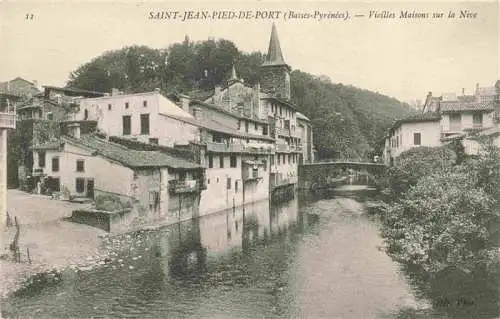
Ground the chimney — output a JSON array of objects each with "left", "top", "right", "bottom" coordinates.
[
  {"left": 214, "top": 86, "right": 222, "bottom": 99},
  {"left": 68, "top": 123, "right": 81, "bottom": 139},
  {"left": 192, "top": 106, "right": 203, "bottom": 120},
  {"left": 178, "top": 94, "right": 190, "bottom": 112},
  {"left": 111, "top": 88, "right": 120, "bottom": 96},
  {"left": 462, "top": 88, "right": 465, "bottom": 95}
]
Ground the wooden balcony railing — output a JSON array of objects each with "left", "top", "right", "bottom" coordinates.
[
  {"left": 0, "top": 112, "right": 16, "bottom": 129},
  {"left": 276, "top": 127, "right": 290, "bottom": 136},
  {"left": 206, "top": 142, "right": 244, "bottom": 153},
  {"left": 276, "top": 143, "right": 290, "bottom": 152},
  {"left": 168, "top": 180, "right": 200, "bottom": 194}
]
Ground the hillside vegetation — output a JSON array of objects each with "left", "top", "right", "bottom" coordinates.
[{"left": 66, "top": 39, "right": 415, "bottom": 160}]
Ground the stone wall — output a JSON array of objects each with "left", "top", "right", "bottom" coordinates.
[{"left": 259, "top": 66, "right": 290, "bottom": 100}]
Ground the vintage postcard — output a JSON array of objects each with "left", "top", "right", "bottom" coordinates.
[{"left": 0, "top": 1, "right": 499, "bottom": 318}]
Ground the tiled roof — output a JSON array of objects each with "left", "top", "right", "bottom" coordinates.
[
  {"left": 43, "top": 86, "right": 105, "bottom": 97},
  {"left": 33, "top": 140, "right": 62, "bottom": 150},
  {"left": 457, "top": 95, "right": 476, "bottom": 103},
  {"left": 476, "top": 87, "right": 497, "bottom": 96},
  {"left": 296, "top": 112, "right": 310, "bottom": 121},
  {"left": 440, "top": 101, "right": 495, "bottom": 113},
  {"left": 162, "top": 113, "right": 275, "bottom": 142},
  {"left": 260, "top": 96, "right": 296, "bottom": 109},
  {"left": 191, "top": 99, "right": 269, "bottom": 124},
  {"left": 38, "top": 134, "right": 202, "bottom": 169},
  {"left": 390, "top": 112, "right": 441, "bottom": 132}
]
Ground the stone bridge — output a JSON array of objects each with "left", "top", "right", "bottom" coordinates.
[{"left": 298, "top": 161, "right": 386, "bottom": 190}]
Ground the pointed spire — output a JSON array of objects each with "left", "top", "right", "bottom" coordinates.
[
  {"left": 265, "top": 23, "right": 286, "bottom": 65},
  {"left": 229, "top": 64, "right": 238, "bottom": 81}
]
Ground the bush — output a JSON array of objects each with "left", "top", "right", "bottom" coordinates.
[
  {"left": 386, "top": 146, "right": 456, "bottom": 197},
  {"left": 381, "top": 170, "right": 498, "bottom": 274}
]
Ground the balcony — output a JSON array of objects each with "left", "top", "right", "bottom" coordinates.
[
  {"left": 168, "top": 180, "right": 200, "bottom": 194},
  {"left": 0, "top": 112, "right": 16, "bottom": 129},
  {"left": 276, "top": 143, "right": 290, "bottom": 152},
  {"left": 206, "top": 142, "right": 244, "bottom": 153},
  {"left": 276, "top": 127, "right": 290, "bottom": 136},
  {"left": 243, "top": 168, "right": 262, "bottom": 181},
  {"left": 242, "top": 144, "right": 274, "bottom": 154}
]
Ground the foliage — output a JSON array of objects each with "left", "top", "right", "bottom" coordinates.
[
  {"left": 290, "top": 71, "right": 415, "bottom": 160},
  {"left": 66, "top": 40, "right": 414, "bottom": 160},
  {"left": 94, "top": 194, "right": 132, "bottom": 212},
  {"left": 381, "top": 170, "right": 497, "bottom": 274},
  {"left": 386, "top": 146, "right": 457, "bottom": 197},
  {"left": 381, "top": 139, "right": 500, "bottom": 278}
]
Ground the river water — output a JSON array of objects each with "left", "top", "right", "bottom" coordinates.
[{"left": 2, "top": 186, "right": 494, "bottom": 318}]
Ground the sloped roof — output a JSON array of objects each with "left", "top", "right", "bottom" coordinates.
[
  {"left": 260, "top": 96, "right": 296, "bottom": 109},
  {"left": 440, "top": 101, "right": 495, "bottom": 113},
  {"left": 296, "top": 112, "right": 310, "bottom": 121},
  {"left": 36, "top": 134, "right": 202, "bottom": 169},
  {"left": 457, "top": 95, "right": 476, "bottom": 103},
  {"left": 390, "top": 112, "right": 441, "bottom": 133},
  {"left": 43, "top": 86, "right": 105, "bottom": 97},
  {"left": 162, "top": 112, "right": 275, "bottom": 142},
  {"left": 33, "top": 140, "right": 61, "bottom": 151},
  {"left": 157, "top": 94, "right": 194, "bottom": 119},
  {"left": 190, "top": 99, "right": 268, "bottom": 124},
  {"left": 476, "top": 86, "right": 497, "bottom": 96}
]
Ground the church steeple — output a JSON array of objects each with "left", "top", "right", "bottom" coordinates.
[
  {"left": 259, "top": 23, "right": 291, "bottom": 100},
  {"left": 229, "top": 64, "right": 238, "bottom": 81},
  {"left": 263, "top": 23, "right": 287, "bottom": 66}
]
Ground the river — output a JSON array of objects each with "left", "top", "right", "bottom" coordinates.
[{"left": 0, "top": 187, "right": 455, "bottom": 318}]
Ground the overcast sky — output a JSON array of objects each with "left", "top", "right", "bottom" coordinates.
[{"left": 0, "top": 1, "right": 498, "bottom": 103}]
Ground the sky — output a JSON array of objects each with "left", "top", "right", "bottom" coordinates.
[{"left": 0, "top": 1, "right": 498, "bottom": 103}]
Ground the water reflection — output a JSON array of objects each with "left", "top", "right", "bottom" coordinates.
[{"left": 7, "top": 189, "right": 490, "bottom": 318}]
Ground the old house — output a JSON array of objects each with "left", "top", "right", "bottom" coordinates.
[
  {"left": 383, "top": 80, "right": 500, "bottom": 164},
  {"left": 33, "top": 128, "right": 204, "bottom": 224}
]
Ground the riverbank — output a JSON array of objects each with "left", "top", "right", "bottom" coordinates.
[{"left": 0, "top": 190, "right": 110, "bottom": 298}]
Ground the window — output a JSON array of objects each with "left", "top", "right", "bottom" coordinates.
[
  {"left": 227, "top": 177, "right": 232, "bottom": 190},
  {"left": 122, "top": 115, "right": 131, "bottom": 135},
  {"left": 270, "top": 155, "right": 275, "bottom": 166},
  {"left": 76, "top": 178, "right": 85, "bottom": 193},
  {"left": 237, "top": 120, "right": 241, "bottom": 130},
  {"left": 263, "top": 125, "right": 268, "bottom": 135},
  {"left": 254, "top": 123, "right": 258, "bottom": 130},
  {"left": 51, "top": 157, "right": 59, "bottom": 172},
  {"left": 219, "top": 155, "right": 224, "bottom": 168},
  {"left": 288, "top": 154, "right": 291, "bottom": 164},
  {"left": 245, "top": 121, "right": 249, "bottom": 133},
  {"left": 143, "top": 100, "right": 147, "bottom": 107},
  {"left": 140, "top": 113, "right": 150, "bottom": 135},
  {"left": 449, "top": 113, "right": 462, "bottom": 131},
  {"left": 84, "top": 109, "right": 89, "bottom": 120},
  {"left": 208, "top": 155, "right": 213, "bottom": 168},
  {"left": 413, "top": 133, "right": 421, "bottom": 146},
  {"left": 46, "top": 113, "right": 53, "bottom": 120},
  {"left": 235, "top": 180, "right": 239, "bottom": 193},
  {"left": 108, "top": 104, "right": 112, "bottom": 110},
  {"left": 76, "top": 159, "right": 85, "bottom": 172},
  {"left": 38, "top": 152, "right": 46, "bottom": 167},
  {"left": 278, "top": 154, "right": 281, "bottom": 165},
  {"left": 230, "top": 155, "right": 237, "bottom": 168},
  {"left": 473, "top": 113, "right": 483, "bottom": 127},
  {"left": 263, "top": 160, "right": 267, "bottom": 171},
  {"left": 125, "top": 102, "right": 129, "bottom": 109}
]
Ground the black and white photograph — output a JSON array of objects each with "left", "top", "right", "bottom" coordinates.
[{"left": 0, "top": 1, "right": 499, "bottom": 318}]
